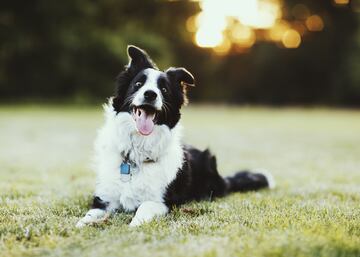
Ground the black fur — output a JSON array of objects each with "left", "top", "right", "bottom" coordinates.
[
  {"left": 112, "top": 45, "right": 193, "bottom": 129},
  {"left": 164, "top": 146, "right": 271, "bottom": 207},
  {"left": 91, "top": 196, "right": 109, "bottom": 210},
  {"left": 112, "top": 46, "right": 157, "bottom": 114},
  {"left": 225, "top": 171, "right": 270, "bottom": 193}
]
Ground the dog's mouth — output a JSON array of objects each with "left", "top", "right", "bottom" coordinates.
[{"left": 131, "top": 104, "right": 159, "bottom": 136}]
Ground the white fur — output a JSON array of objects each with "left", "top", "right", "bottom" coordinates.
[
  {"left": 132, "top": 69, "right": 163, "bottom": 110},
  {"left": 76, "top": 209, "right": 107, "bottom": 228},
  {"left": 77, "top": 98, "right": 184, "bottom": 227},
  {"left": 129, "top": 201, "right": 168, "bottom": 227}
]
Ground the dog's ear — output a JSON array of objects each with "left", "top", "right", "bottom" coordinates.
[
  {"left": 113, "top": 46, "right": 158, "bottom": 113},
  {"left": 166, "top": 67, "right": 195, "bottom": 87},
  {"left": 127, "top": 45, "right": 157, "bottom": 71},
  {"left": 166, "top": 67, "right": 195, "bottom": 106}
]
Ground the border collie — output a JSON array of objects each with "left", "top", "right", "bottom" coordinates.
[{"left": 76, "top": 45, "right": 275, "bottom": 228}]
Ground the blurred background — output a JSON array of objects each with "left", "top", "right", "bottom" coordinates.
[
  {"left": 1, "top": 0, "right": 359, "bottom": 106},
  {"left": 1, "top": 2, "right": 360, "bottom": 254}
]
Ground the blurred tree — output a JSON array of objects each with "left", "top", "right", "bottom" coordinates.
[
  {"left": 0, "top": 0, "right": 359, "bottom": 106},
  {"left": 192, "top": 0, "right": 360, "bottom": 106},
  {"left": 0, "top": 0, "right": 183, "bottom": 102}
]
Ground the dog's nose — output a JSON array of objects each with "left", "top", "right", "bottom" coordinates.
[{"left": 144, "top": 90, "right": 157, "bottom": 101}]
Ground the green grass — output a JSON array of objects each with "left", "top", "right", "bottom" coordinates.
[{"left": 0, "top": 105, "right": 360, "bottom": 257}]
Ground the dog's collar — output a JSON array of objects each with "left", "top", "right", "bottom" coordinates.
[
  {"left": 119, "top": 152, "right": 155, "bottom": 182},
  {"left": 121, "top": 151, "right": 156, "bottom": 164}
]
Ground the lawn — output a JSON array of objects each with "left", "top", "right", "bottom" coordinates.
[{"left": 0, "top": 105, "right": 359, "bottom": 257}]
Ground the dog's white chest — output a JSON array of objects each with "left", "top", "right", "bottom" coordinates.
[
  {"left": 117, "top": 163, "right": 170, "bottom": 211},
  {"left": 93, "top": 108, "right": 184, "bottom": 212}
]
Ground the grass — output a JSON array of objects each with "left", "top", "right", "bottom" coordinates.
[{"left": 0, "top": 105, "right": 359, "bottom": 257}]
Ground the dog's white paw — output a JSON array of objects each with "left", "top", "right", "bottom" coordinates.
[
  {"left": 129, "top": 201, "right": 168, "bottom": 227},
  {"left": 129, "top": 217, "right": 143, "bottom": 227},
  {"left": 75, "top": 209, "right": 107, "bottom": 228},
  {"left": 76, "top": 219, "right": 87, "bottom": 228}
]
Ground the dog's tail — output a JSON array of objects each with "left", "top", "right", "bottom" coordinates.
[
  {"left": 223, "top": 169, "right": 276, "bottom": 194},
  {"left": 185, "top": 147, "right": 275, "bottom": 199}
]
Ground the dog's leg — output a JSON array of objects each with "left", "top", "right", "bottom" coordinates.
[
  {"left": 129, "top": 201, "right": 168, "bottom": 227},
  {"left": 76, "top": 196, "right": 116, "bottom": 228},
  {"left": 76, "top": 209, "right": 108, "bottom": 228}
]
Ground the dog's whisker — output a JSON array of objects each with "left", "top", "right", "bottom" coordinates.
[{"left": 120, "top": 95, "right": 134, "bottom": 110}]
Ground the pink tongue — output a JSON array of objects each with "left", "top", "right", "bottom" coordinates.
[{"left": 134, "top": 108, "right": 154, "bottom": 136}]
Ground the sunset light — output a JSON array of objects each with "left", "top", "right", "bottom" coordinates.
[
  {"left": 282, "top": 29, "right": 301, "bottom": 48},
  {"left": 334, "top": 0, "right": 349, "bottom": 5},
  {"left": 188, "top": 0, "right": 329, "bottom": 54}
]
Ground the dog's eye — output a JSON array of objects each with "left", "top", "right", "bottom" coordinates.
[
  {"left": 135, "top": 82, "right": 142, "bottom": 88},
  {"left": 161, "top": 87, "right": 167, "bottom": 94}
]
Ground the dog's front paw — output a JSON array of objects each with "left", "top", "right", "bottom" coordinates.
[
  {"left": 76, "top": 218, "right": 87, "bottom": 228},
  {"left": 75, "top": 209, "right": 107, "bottom": 228},
  {"left": 129, "top": 201, "right": 168, "bottom": 227},
  {"left": 129, "top": 217, "right": 144, "bottom": 227}
]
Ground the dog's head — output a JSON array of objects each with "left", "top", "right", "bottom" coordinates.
[{"left": 112, "top": 45, "right": 195, "bottom": 136}]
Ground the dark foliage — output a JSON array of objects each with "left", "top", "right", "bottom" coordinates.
[{"left": 0, "top": 0, "right": 359, "bottom": 106}]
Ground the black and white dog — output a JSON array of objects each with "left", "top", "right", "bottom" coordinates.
[{"left": 76, "top": 45, "right": 275, "bottom": 228}]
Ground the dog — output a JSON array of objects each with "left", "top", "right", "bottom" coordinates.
[{"left": 76, "top": 45, "right": 275, "bottom": 228}]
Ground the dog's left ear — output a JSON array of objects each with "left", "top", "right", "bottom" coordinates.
[
  {"left": 127, "top": 45, "right": 157, "bottom": 70},
  {"left": 166, "top": 67, "right": 195, "bottom": 87}
]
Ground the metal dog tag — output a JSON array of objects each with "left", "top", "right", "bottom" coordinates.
[{"left": 120, "top": 162, "right": 131, "bottom": 182}]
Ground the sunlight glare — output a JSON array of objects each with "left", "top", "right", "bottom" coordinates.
[
  {"left": 195, "top": 28, "right": 224, "bottom": 48},
  {"left": 306, "top": 15, "right": 324, "bottom": 32},
  {"left": 267, "top": 20, "right": 290, "bottom": 42},
  {"left": 190, "top": 0, "right": 321, "bottom": 53},
  {"left": 334, "top": 0, "right": 349, "bottom": 5},
  {"left": 214, "top": 38, "right": 232, "bottom": 55},
  {"left": 282, "top": 29, "right": 301, "bottom": 48},
  {"left": 231, "top": 25, "right": 256, "bottom": 48},
  {"left": 194, "top": 0, "right": 281, "bottom": 49}
]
